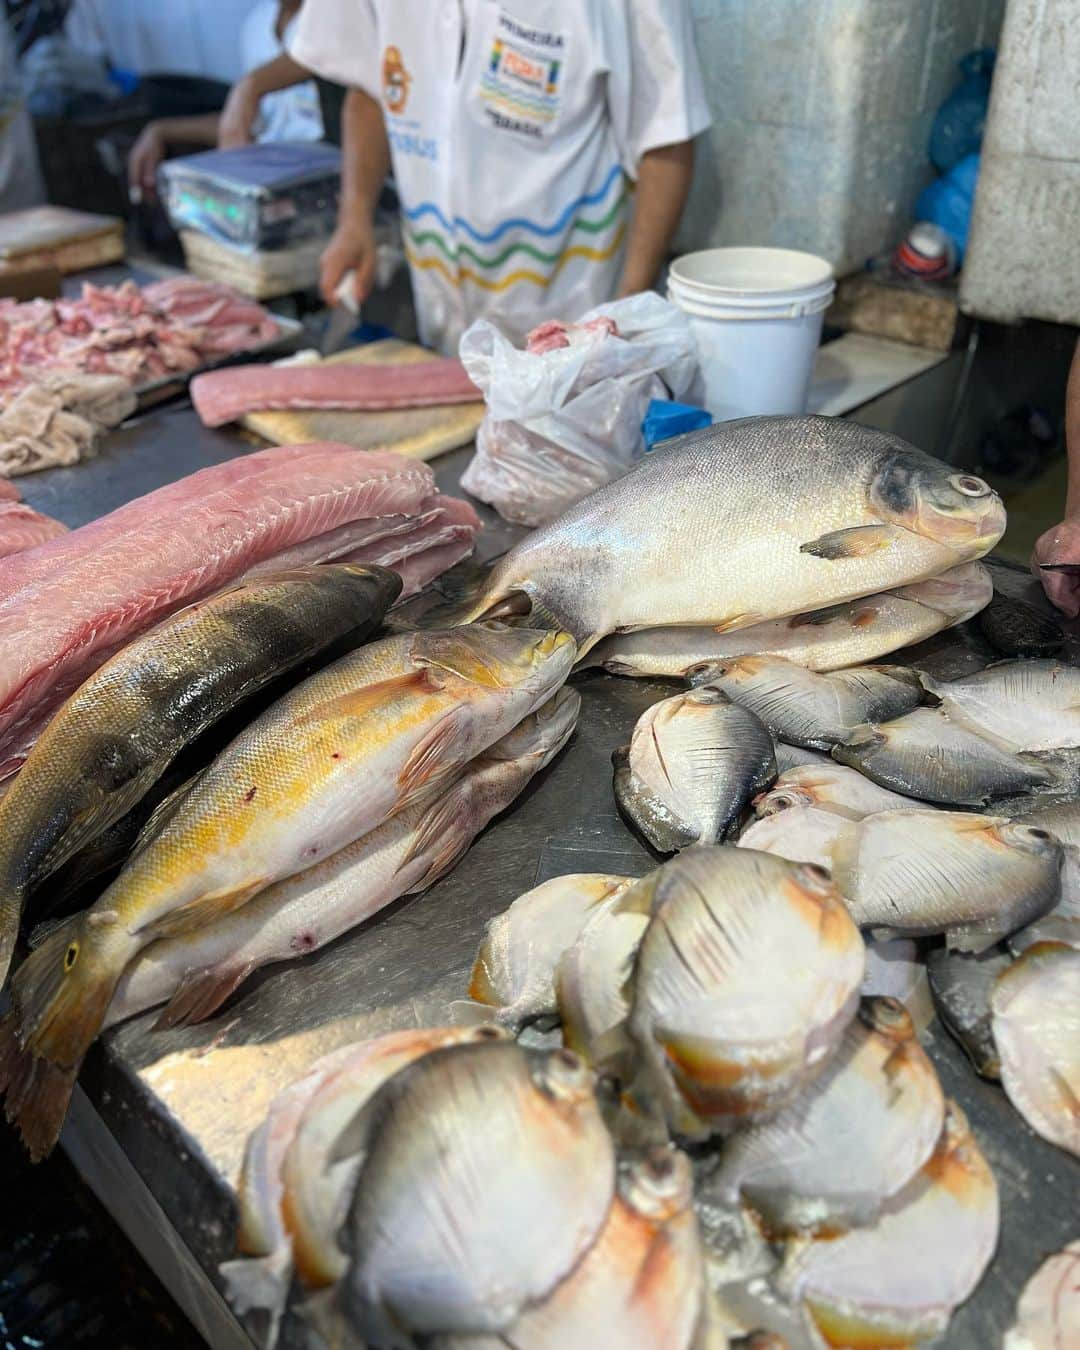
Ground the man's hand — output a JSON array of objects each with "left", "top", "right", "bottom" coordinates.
[
  {"left": 319, "top": 218, "right": 378, "bottom": 307},
  {"left": 1032, "top": 516, "right": 1080, "bottom": 618},
  {"left": 127, "top": 123, "right": 165, "bottom": 201},
  {"left": 218, "top": 77, "right": 259, "bottom": 149}
]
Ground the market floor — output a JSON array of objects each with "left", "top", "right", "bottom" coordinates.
[{"left": 0, "top": 1128, "right": 201, "bottom": 1349}]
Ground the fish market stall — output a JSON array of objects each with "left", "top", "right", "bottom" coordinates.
[{"left": 5, "top": 367, "right": 1079, "bottom": 1348}]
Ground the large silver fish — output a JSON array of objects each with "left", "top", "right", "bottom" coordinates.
[
  {"left": 753, "top": 761, "right": 918, "bottom": 821},
  {"left": 991, "top": 943, "right": 1080, "bottom": 1157},
  {"left": 451, "top": 416, "right": 1005, "bottom": 655},
  {"left": 833, "top": 706, "right": 1056, "bottom": 805},
  {"left": 922, "top": 658, "right": 1080, "bottom": 752},
  {"left": 711, "top": 998, "right": 944, "bottom": 1235},
  {"left": 624, "top": 847, "right": 864, "bottom": 1137},
  {"left": 614, "top": 686, "right": 776, "bottom": 850},
  {"left": 781, "top": 1102, "right": 999, "bottom": 1348},
  {"left": 696, "top": 657, "right": 922, "bottom": 750},
  {"left": 341, "top": 1040, "right": 615, "bottom": 1342},
  {"left": 582, "top": 563, "right": 992, "bottom": 678},
  {"left": 833, "top": 809, "right": 1062, "bottom": 951}
]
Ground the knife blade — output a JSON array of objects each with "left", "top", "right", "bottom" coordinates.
[{"left": 320, "top": 269, "right": 360, "bottom": 356}]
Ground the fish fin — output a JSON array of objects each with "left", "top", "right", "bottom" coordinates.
[
  {"left": 303, "top": 668, "right": 443, "bottom": 727},
  {"left": 0, "top": 1016, "right": 78, "bottom": 1163},
  {"left": 396, "top": 709, "right": 468, "bottom": 799},
  {"left": 143, "top": 878, "right": 269, "bottom": 943},
  {"left": 296, "top": 1286, "right": 351, "bottom": 1350},
  {"left": 398, "top": 786, "right": 477, "bottom": 893},
  {"left": 711, "top": 612, "right": 762, "bottom": 634},
  {"left": 219, "top": 1247, "right": 294, "bottom": 1350},
  {"left": 448, "top": 998, "right": 500, "bottom": 1028},
  {"left": 800, "top": 524, "right": 900, "bottom": 560},
  {"left": 152, "top": 960, "right": 256, "bottom": 1031}
]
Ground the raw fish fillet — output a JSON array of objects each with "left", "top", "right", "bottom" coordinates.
[
  {"left": 0, "top": 480, "right": 21, "bottom": 501},
  {"left": 191, "top": 358, "right": 481, "bottom": 428},
  {"left": 0, "top": 443, "right": 479, "bottom": 779},
  {"left": 0, "top": 502, "right": 66, "bottom": 557}
]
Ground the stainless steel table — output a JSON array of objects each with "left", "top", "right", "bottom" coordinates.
[{"left": 15, "top": 396, "right": 1080, "bottom": 1350}]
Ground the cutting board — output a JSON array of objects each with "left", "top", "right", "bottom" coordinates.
[
  {"left": 0, "top": 206, "right": 124, "bottom": 276},
  {"left": 240, "top": 340, "right": 485, "bottom": 461}
]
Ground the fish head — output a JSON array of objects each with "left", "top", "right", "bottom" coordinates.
[
  {"left": 896, "top": 562, "right": 994, "bottom": 621},
  {"left": 482, "top": 687, "right": 581, "bottom": 767},
  {"left": 859, "top": 994, "right": 915, "bottom": 1043},
  {"left": 413, "top": 624, "right": 577, "bottom": 696},
  {"left": 995, "top": 819, "right": 1064, "bottom": 864},
  {"left": 619, "top": 1145, "right": 694, "bottom": 1222},
  {"left": 868, "top": 452, "right": 1005, "bottom": 557},
  {"left": 754, "top": 784, "right": 816, "bottom": 817},
  {"left": 528, "top": 1046, "right": 596, "bottom": 1106},
  {"left": 687, "top": 655, "right": 764, "bottom": 691}
]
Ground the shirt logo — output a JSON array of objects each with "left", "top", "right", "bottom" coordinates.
[{"left": 382, "top": 46, "right": 412, "bottom": 115}]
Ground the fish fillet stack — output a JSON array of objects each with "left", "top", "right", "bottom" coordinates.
[
  {"left": 0, "top": 622, "right": 578, "bottom": 1160},
  {"left": 453, "top": 849, "right": 1001, "bottom": 1349}
]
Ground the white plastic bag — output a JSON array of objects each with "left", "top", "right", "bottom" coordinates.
[{"left": 459, "top": 292, "right": 702, "bottom": 526}]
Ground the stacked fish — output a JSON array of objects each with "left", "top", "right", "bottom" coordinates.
[
  {"left": 451, "top": 848, "right": 997, "bottom": 1348},
  {"left": 0, "top": 615, "right": 576, "bottom": 1160}
]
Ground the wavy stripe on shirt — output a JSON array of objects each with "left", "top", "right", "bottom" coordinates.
[
  {"left": 404, "top": 224, "right": 627, "bottom": 293},
  {"left": 404, "top": 188, "right": 629, "bottom": 270},
  {"left": 401, "top": 162, "right": 624, "bottom": 243}
]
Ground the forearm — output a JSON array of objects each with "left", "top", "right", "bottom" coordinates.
[
  {"left": 240, "top": 52, "right": 310, "bottom": 100},
  {"left": 618, "top": 141, "right": 695, "bottom": 296},
  {"left": 1064, "top": 341, "right": 1080, "bottom": 518},
  {"left": 339, "top": 86, "right": 390, "bottom": 224},
  {"left": 151, "top": 113, "right": 221, "bottom": 148}
]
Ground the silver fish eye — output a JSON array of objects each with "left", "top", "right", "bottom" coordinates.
[
  {"left": 1027, "top": 827, "right": 1051, "bottom": 841},
  {"left": 949, "top": 473, "right": 991, "bottom": 498}
]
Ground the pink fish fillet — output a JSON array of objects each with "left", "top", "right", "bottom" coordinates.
[
  {"left": 190, "top": 358, "right": 482, "bottom": 428},
  {"left": 0, "top": 481, "right": 21, "bottom": 502},
  {"left": 0, "top": 443, "right": 479, "bottom": 779},
  {"left": 0, "top": 503, "right": 65, "bottom": 558}
]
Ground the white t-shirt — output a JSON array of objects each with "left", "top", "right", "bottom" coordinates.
[
  {"left": 242, "top": 2, "right": 323, "bottom": 144},
  {"left": 292, "top": 0, "right": 710, "bottom": 353}
]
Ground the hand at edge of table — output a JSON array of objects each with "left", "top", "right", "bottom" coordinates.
[{"left": 1032, "top": 515, "right": 1080, "bottom": 618}]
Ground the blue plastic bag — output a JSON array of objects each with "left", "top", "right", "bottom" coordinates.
[
  {"left": 642, "top": 399, "right": 712, "bottom": 451},
  {"left": 916, "top": 153, "right": 980, "bottom": 261},
  {"left": 929, "top": 50, "right": 995, "bottom": 174}
]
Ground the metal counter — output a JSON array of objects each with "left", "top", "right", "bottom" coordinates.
[{"left": 15, "top": 398, "right": 1080, "bottom": 1350}]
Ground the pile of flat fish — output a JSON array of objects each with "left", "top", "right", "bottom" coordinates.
[
  {"left": 448, "top": 847, "right": 999, "bottom": 1348},
  {"left": 0, "top": 620, "right": 577, "bottom": 1160},
  {"left": 438, "top": 415, "right": 1004, "bottom": 657},
  {"left": 225, "top": 1031, "right": 719, "bottom": 1350}
]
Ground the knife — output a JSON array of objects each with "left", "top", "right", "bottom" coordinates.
[{"left": 320, "top": 269, "right": 360, "bottom": 356}]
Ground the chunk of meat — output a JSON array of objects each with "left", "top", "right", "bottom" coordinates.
[
  {"left": 190, "top": 358, "right": 481, "bottom": 428},
  {"left": 0, "top": 502, "right": 67, "bottom": 557}
]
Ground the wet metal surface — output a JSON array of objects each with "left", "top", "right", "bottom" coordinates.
[{"left": 15, "top": 406, "right": 1080, "bottom": 1349}]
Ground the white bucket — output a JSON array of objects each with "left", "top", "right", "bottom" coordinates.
[{"left": 667, "top": 247, "right": 835, "bottom": 420}]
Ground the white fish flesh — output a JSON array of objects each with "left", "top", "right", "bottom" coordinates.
[
  {"left": 455, "top": 415, "right": 1005, "bottom": 655},
  {"left": 625, "top": 847, "right": 864, "bottom": 1137},
  {"left": 614, "top": 686, "right": 776, "bottom": 849},
  {"left": 784, "top": 1101, "right": 999, "bottom": 1348},
  {"left": 466, "top": 871, "right": 632, "bottom": 1029},
  {"left": 833, "top": 706, "right": 1056, "bottom": 806},
  {"left": 696, "top": 656, "right": 922, "bottom": 750},
  {"left": 991, "top": 943, "right": 1080, "bottom": 1157},
  {"left": 712, "top": 997, "right": 944, "bottom": 1235},
  {"left": 582, "top": 562, "right": 992, "bottom": 678},
  {"left": 832, "top": 810, "right": 1063, "bottom": 952},
  {"left": 922, "top": 659, "right": 1080, "bottom": 752}
]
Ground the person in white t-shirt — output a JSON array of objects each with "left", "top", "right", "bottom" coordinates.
[
  {"left": 291, "top": 0, "right": 711, "bottom": 354},
  {"left": 127, "top": 0, "right": 323, "bottom": 202}
]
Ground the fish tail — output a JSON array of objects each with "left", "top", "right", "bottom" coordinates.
[
  {"left": 152, "top": 959, "right": 254, "bottom": 1032},
  {"left": 220, "top": 1247, "right": 294, "bottom": 1350},
  {"left": 1, "top": 917, "right": 120, "bottom": 1155},
  {"left": 386, "top": 558, "right": 504, "bottom": 632},
  {"left": 0, "top": 1013, "right": 78, "bottom": 1162}
]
